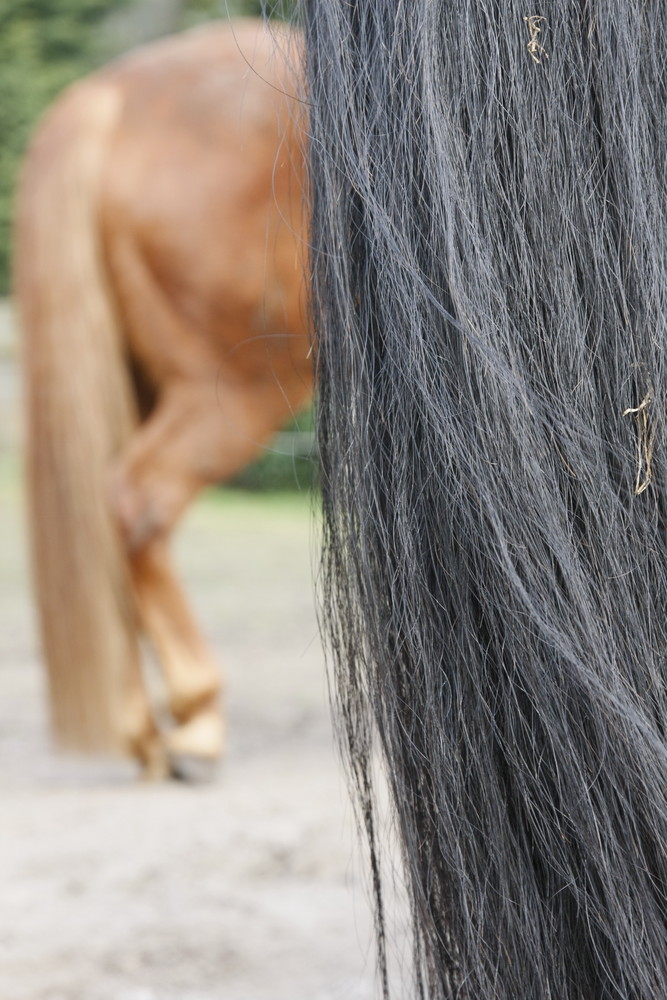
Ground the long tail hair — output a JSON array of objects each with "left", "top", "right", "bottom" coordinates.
[
  {"left": 14, "top": 80, "right": 139, "bottom": 752},
  {"left": 305, "top": 3, "right": 667, "bottom": 997}
]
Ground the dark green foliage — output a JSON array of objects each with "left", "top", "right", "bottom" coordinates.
[
  {"left": 181, "top": 0, "right": 264, "bottom": 25},
  {"left": 230, "top": 409, "right": 316, "bottom": 492},
  {"left": 181, "top": 0, "right": 296, "bottom": 26}
]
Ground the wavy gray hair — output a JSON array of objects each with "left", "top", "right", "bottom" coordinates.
[{"left": 303, "top": 3, "right": 667, "bottom": 997}]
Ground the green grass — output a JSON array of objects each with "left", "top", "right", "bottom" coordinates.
[
  {"left": 192, "top": 482, "right": 320, "bottom": 541},
  {"left": 0, "top": 451, "right": 21, "bottom": 498}
]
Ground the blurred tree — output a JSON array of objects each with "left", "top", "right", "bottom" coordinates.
[
  {"left": 181, "top": 1, "right": 297, "bottom": 27},
  {"left": 182, "top": 0, "right": 263, "bottom": 24}
]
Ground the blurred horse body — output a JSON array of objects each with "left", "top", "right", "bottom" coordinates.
[{"left": 15, "top": 20, "right": 308, "bottom": 777}]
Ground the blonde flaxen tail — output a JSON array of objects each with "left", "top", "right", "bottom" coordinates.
[{"left": 14, "top": 80, "right": 141, "bottom": 753}]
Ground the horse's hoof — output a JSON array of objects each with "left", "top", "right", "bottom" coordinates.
[
  {"left": 168, "top": 752, "right": 219, "bottom": 784},
  {"left": 165, "top": 709, "right": 223, "bottom": 782}
]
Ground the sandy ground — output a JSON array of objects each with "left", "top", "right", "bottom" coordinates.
[{"left": 0, "top": 333, "right": 378, "bottom": 999}]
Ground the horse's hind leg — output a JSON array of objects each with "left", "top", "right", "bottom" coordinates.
[
  {"left": 109, "top": 375, "right": 278, "bottom": 777},
  {"left": 130, "top": 539, "right": 223, "bottom": 780}
]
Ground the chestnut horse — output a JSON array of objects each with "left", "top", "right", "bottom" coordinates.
[{"left": 14, "top": 20, "right": 309, "bottom": 778}]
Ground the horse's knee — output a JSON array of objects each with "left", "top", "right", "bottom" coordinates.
[{"left": 108, "top": 464, "right": 171, "bottom": 553}]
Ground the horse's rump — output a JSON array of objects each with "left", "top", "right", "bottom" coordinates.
[{"left": 97, "top": 21, "right": 307, "bottom": 389}]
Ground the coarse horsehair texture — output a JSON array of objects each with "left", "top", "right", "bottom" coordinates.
[{"left": 302, "top": 1, "right": 667, "bottom": 998}]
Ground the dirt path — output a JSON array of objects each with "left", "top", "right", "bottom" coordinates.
[{"left": 0, "top": 447, "right": 377, "bottom": 1000}]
